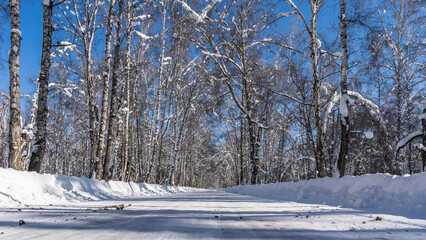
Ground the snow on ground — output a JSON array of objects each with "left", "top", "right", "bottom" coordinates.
[
  {"left": 226, "top": 172, "right": 426, "bottom": 215},
  {"left": 0, "top": 168, "right": 195, "bottom": 208},
  {"left": 1, "top": 168, "right": 426, "bottom": 239}
]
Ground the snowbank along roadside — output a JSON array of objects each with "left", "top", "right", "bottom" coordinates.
[
  {"left": 226, "top": 172, "right": 426, "bottom": 214},
  {"left": 0, "top": 168, "right": 196, "bottom": 207}
]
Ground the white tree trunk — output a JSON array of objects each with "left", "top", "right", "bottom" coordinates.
[
  {"left": 96, "top": 0, "right": 116, "bottom": 179},
  {"left": 104, "top": 0, "right": 124, "bottom": 181},
  {"left": 8, "top": 0, "right": 22, "bottom": 171},
  {"left": 120, "top": 0, "right": 132, "bottom": 182}
]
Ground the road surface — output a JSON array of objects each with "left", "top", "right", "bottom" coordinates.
[{"left": 1, "top": 190, "right": 425, "bottom": 239}]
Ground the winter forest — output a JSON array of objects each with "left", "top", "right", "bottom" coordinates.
[{"left": 0, "top": 0, "right": 424, "bottom": 189}]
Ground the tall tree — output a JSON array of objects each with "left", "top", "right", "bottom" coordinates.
[
  {"left": 28, "top": 0, "right": 54, "bottom": 172},
  {"left": 337, "top": 0, "right": 349, "bottom": 177},
  {"left": 423, "top": 106, "right": 426, "bottom": 171},
  {"left": 8, "top": 0, "right": 22, "bottom": 170},
  {"left": 103, "top": 0, "right": 124, "bottom": 181},
  {"left": 178, "top": 0, "right": 273, "bottom": 184},
  {"left": 144, "top": 0, "right": 168, "bottom": 184},
  {"left": 370, "top": 0, "right": 424, "bottom": 174},
  {"left": 59, "top": 0, "right": 101, "bottom": 177},
  {"left": 284, "top": 0, "right": 327, "bottom": 177},
  {"left": 95, "top": 0, "right": 116, "bottom": 179},
  {"left": 120, "top": 0, "right": 133, "bottom": 182}
]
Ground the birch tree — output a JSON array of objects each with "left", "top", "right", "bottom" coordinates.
[
  {"left": 397, "top": 102, "right": 426, "bottom": 171},
  {"left": 120, "top": 0, "right": 133, "bottom": 182},
  {"left": 179, "top": 0, "right": 290, "bottom": 184},
  {"left": 59, "top": 0, "right": 101, "bottom": 177},
  {"left": 95, "top": 0, "right": 116, "bottom": 179},
  {"left": 103, "top": 0, "right": 124, "bottom": 181},
  {"left": 367, "top": 0, "right": 425, "bottom": 173},
  {"left": 144, "top": 0, "right": 170, "bottom": 183},
  {"left": 0, "top": 93, "right": 9, "bottom": 167},
  {"left": 373, "top": 0, "right": 424, "bottom": 140},
  {"left": 423, "top": 106, "right": 426, "bottom": 171},
  {"left": 28, "top": 0, "right": 55, "bottom": 172},
  {"left": 8, "top": 0, "right": 22, "bottom": 170},
  {"left": 283, "top": 0, "right": 326, "bottom": 177},
  {"left": 337, "top": 0, "right": 349, "bottom": 177}
]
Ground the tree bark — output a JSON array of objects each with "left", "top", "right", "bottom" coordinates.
[
  {"left": 422, "top": 107, "right": 426, "bottom": 171},
  {"left": 95, "top": 0, "right": 116, "bottom": 179},
  {"left": 29, "top": 0, "right": 53, "bottom": 172},
  {"left": 310, "top": 2, "right": 326, "bottom": 178},
  {"left": 284, "top": 0, "right": 326, "bottom": 178},
  {"left": 240, "top": 119, "right": 244, "bottom": 184},
  {"left": 103, "top": 0, "right": 123, "bottom": 181},
  {"left": 167, "top": 89, "right": 193, "bottom": 185},
  {"left": 248, "top": 118, "right": 260, "bottom": 184},
  {"left": 145, "top": 35, "right": 165, "bottom": 183},
  {"left": 81, "top": 0, "right": 100, "bottom": 178},
  {"left": 87, "top": 52, "right": 97, "bottom": 178},
  {"left": 152, "top": 2, "right": 169, "bottom": 184},
  {"left": 8, "top": 0, "right": 22, "bottom": 171},
  {"left": 120, "top": 0, "right": 132, "bottom": 182},
  {"left": 337, "top": 0, "right": 349, "bottom": 177}
]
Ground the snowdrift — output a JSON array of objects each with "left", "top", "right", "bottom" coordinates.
[
  {"left": 0, "top": 168, "right": 195, "bottom": 207},
  {"left": 227, "top": 173, "right": 426, "bottom": 213}
]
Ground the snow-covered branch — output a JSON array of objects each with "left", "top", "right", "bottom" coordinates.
[
  {"left": 396, "top": 130, "right": 423, "bottom": 152},
  {"left": 348, "top": 91, "right": 387, "bottom": 133}
]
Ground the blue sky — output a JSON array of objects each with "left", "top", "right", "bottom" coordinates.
[
  {"left": 0, "top": 0, "right": 339, "bottom": 95},
  {"left": 0, "top": 1, "right": 42, "bottom": 95}
]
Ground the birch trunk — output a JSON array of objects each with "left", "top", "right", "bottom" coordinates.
[
  {"left": 146, "top": 1, "right": 168, "bottom": 183},
  {"left": 155, "top": 89, "right": 172, "bottom": 183},
  {"left": 337, "top": 0, "right": 349, "bottom": 177},
  {"left": 167, "top": 90, "right": 193, "bottom": 185},
  {"left": 81, "top": 0, "right": 100, "bottom": 178},
  {"left": 283, "top": 0, "right": 326, "bottom": 178},
  {"left": 29, "top": 0, "right": 53, "bottom": 172},
  {"left": 95, "top": 0, "right": 116, "bottom": 179},
  {"left": 422, "top": 106, "right": 426, "bottom": 171},
  {"left": 310, "top": 2, "right": 326, "bottom": 178},
  {"left": 145, "top": 80, "right": 161, "bottom": 183},
  {"left": 120, "top": 0, "right": 132, "bottom": 182},
  {"left": 128, "top": 79, "right": 138, "bottom": 182},
  {"left": 240, "top": 13, "right": 260, "bottom": 185},
  {"left": 8, "top": 0, "right": 22, "bottom": 171},
  {"left": 248, "top": 118, "right": 258, "bottom": 184},
  {"left": 103, "top": 0, "right": 123, "bottom": 181},
  {"left": 87, "top": 52, "right": 97, "bottom": 177},
  {"left": 239, "top": 119, "right": 244, "bottom": 184}
]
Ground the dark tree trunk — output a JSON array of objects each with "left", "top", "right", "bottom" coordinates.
[
  {"left": 249, "top": 118, "right": 261, "bottom": 184},
  {"left": 338, "top": 0, "right": 350, "bottom": 177},
  {"left": 240, "top": 119, "right": 244, "bottom": 184},
  {"left": 87, "top": 55, "right": 97, "bottom": 178},
  {"left": 29, "top": 0, "right": 53, "bottom": 172},
  {"left": 422, "top": 107, "right": 426, "bottom": 171}
]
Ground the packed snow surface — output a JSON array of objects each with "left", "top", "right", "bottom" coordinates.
[{"left": 1, "top": 168, "right": 425, "bottom": 239}]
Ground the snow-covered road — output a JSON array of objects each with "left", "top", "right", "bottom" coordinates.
[{"left": 1, "top": 190, "right": 425, "bottom": 240}]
